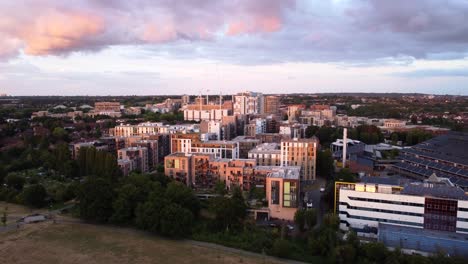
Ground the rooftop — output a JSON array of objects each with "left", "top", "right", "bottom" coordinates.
[
  {"left": 267, "top": 166, "right": 301, "bottom": 179},
  {"left": 248, "top": 143, "right": 281, "bottom": 153},
  {"left": 408, "top": 132, "right": 468, "bottom": 166},
  {"left": 401, "top": 181, "right": 468, "bottom": 200}
]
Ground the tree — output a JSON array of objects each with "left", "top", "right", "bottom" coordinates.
[
  {"left": 210, "top": 187, "right": 247, "bottom": 230},
  {"left": 4, "top": 173, "right": 26, "bottom": 191},
  {"left": 362, "top": 242, "right": 388, "bottom": 263},
  {"left": 110, "top": 184, "right": 140, "bottom": 224},
  {"left": 304, "top": 209, "right": 317, "bottom": 229},
  {"left": 78, "top": 177, "right": 115, "bottom": 223},
  {"left": 135, "top": 183, "right": 166, "bottom": 233},
  {"left": 335, "top": 168, "right": 356, "bottom": 183},
  {"left": 214, "top": 180, "right": 227, "bottom": 196},
  {"left": 294, "top": 209, "right": 306, "bottom": 232},
  {"left": 317, "top": 150, "right": 334, "bottom": 178},
  {"left": 165, "top": 181, "right": 200, "bottom": 216},
  {"left": 334, "top": 244, "right": 356, "bottom": 264},
  {"left": 160, "top": 203, "right": 194, "bottom": 238},
  {"left": 305, "top": 126, "right": 319, "bottom": 138},
  {"left": 22, "top": 184, "right": 47, "bottom": 208},
  {"left": 271, "top": 239, "right": 293, "bottom": 258},
  {"left": 52, "top": 127, "right": 68, "bottom": 141}
]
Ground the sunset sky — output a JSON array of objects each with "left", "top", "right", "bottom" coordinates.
[{"left": 1, "top": 0, "right": 467, "bottom": 95}]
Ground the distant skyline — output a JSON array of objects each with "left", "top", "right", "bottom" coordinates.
[{"left": 1, "top": 0, "right": 468, "bottom": 96}]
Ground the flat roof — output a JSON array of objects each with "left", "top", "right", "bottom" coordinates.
[{"left": 401, "top": 182, "right": 468, "bottom": 200}]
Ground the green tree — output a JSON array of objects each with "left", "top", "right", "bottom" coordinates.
[
  {"left": 78, "top": 177, "right": 115, "bottom": 223},
  {"left": 334, "top": 244, "right": 356, "bottom": 264},
  {"left": 135, "top": 183, "right": 166, "bottom": 233},
  {"left": 52, "top": 127, "right": 68, "bottom": 141},
  {"left": 317, "top": 150, "right": 334, "bottom": 177},
  {"left": 214, "top": 180, "right": 227, "bottom": 196},
  {"left": 294, "top": 209, "right": 306, "bottom": 232},
  {"left": 335, "top": 168, "right": 356, "bottom": 182},
  {"left": 160, "top": 203, "right": 194, "bottom": 238},
  {"left": 271, "top": 239, "right": 293, "bottom": 258},
  {"left": 304, "top": 209, "right": 317, "bottom": 229},
  {"left": 4, "top": 173, "right": 26, "bottom": 191},
  {"left": 22, "top": 184, "right": 47, "bottom": 208},
  {"left": 165, "top": 181, "right": 200, "bottom": 216},
  {"left": 362, "top": 242, "right": 388, "bottom": 263}
]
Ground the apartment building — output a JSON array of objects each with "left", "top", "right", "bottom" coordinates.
[
  {"left": 280, "top": 138, "right": 318, "bottom": 181},
  {"left": 233, "top": 91, "right": 264, "bottom": 115},
  {"left": 112, "top": 122, "right": 165, "bottom": 137},
  {"left": 248, "top": 143, "right": 281, "bottom": 166},
  {"left": 266, "top": 166, "right": 301, "bottom": 221},
  {"left": 287, "top": 104, "right": 305, "bottom": 122},
  {"left": 130, "top": 140, "right": 159, "bottom": 169},
  {"left": 170, "top": 133, "right": 200, "bottom": 154},
  {"left": 336, "top": 175, "right": 468, "bottom": 257},
  {"left": 263, "top": 95, "right": 280, "bottom": 115},
  {"left": 183, "top": 103, "right": 232, "bottom": 122},
  {"left": 191, "top": 140, "right": 239, "bottom": 159},
  {"left": 232, "top": 136, "right": 260, "bottom": 159},
  {"left": 209, "top": 159, "right": 257, "bottom": 190},
  {"left": 117, "top": 146, "right": 149, "bottom": 173}
]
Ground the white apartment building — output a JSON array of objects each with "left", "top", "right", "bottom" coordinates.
[{"left": 184, "top": 108, "right": 230, "bottom": 122}]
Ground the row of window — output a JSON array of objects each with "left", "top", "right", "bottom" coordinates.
[
  {"left": 339, "top": 202, "right": 423, "bottom": 217},
  {"left": 339, "top": 211, "right": 423, "bottom": 227},
  {"left": 458, "top": 207, "right": 468, "bottom": 212},
  {"left": 457, "top": 217, "right": 468, "bottom": 222},
  {"left": 348, "top": 196, "right": 424, "bottom": 207}
]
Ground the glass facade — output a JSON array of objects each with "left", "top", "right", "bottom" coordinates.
[{"left": 283, "top": 181, "right": 297, "bottom": 207}]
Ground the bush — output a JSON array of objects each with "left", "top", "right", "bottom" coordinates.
[
  {"left": 22, "top": 184, "right": 47, "bottom": 208},
  {"left": 271, "top": 239, "right": 293, "bottom": 258}
]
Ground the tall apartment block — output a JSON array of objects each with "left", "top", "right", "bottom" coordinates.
[
  {"left": 263, "top": 95, "right": 280, "bottom": 115},
  {"left": 233, "top": 91, "right": 264, "bottom": 115},
  {"left": 280, "top": 138, "right": 318, "bottom": 181}
]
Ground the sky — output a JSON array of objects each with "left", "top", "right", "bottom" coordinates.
[{"left": 0, "top": 0, "right": 468, "bottom": 96}]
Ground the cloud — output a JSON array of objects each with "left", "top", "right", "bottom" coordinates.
[
  {"left": 0, "top": 0, "right": 293, "bottom": 58},
  {"left": 392, "top": 68, "right": 468, "bottom": 78},
  {"left": 22, "top": 11, "right": 105, "bottom": 55},
  {"left": 0, "top": 0, "right": 468, "bottom": 65}
]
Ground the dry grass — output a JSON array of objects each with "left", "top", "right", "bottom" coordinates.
[
  {"left": 0, "top": 202, "right": 47, "bottom": 225},
  {"left": 0, "top": 217, "right": 286, "bottom": 264}
]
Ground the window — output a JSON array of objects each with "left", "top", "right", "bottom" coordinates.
[
  {"left": 283, "top": 181, "right": 297, "bottom": 208},
  {"left": 271, "top": 181, "right": 280, "bottom": 205}
]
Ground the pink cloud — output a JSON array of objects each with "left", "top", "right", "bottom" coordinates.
[
  {"left": 21, "top": 11, "right": 105, "bottom": 55},
  {"left": 0, "top": 0, "right": 295, "bottom": 58}
]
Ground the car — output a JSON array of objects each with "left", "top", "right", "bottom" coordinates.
[
  {"left": 286, "top": 224, "right": 294, "bottom": 230},
  {"left": 320, "top": 187, "right": 325, "bottom": 192}
]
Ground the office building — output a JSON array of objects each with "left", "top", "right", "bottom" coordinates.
[{"left": 336, "top": 175, "right": 468, "bottom": 256}]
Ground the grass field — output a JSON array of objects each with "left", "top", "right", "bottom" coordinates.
[
  {"left": 0, "top": 216, "right": 290, "bottom": 264},
  {"left": 0, "top": 201, "right": 46, "bottom": 225}
]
